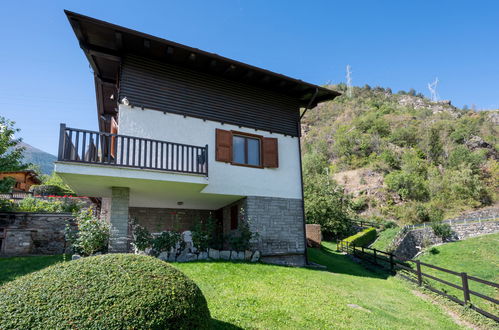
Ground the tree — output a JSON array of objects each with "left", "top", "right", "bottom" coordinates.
[
  {"left": 302, "top": 152, "right": 354, "bottom": 239},
  {"left": 0, "top": 116, "right": 28, "bottom": 192}
]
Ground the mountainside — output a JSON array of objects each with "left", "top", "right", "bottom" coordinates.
[
  {"left": 20, "top": 142, "right": 56, "bottom": 175},
  {"left": 302, "top": 84, "right": 499, "bottom": 225}
]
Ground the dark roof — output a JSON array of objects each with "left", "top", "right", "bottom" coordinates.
[{"left": 64, "top": 10, "right": 340, "bottom": 131}]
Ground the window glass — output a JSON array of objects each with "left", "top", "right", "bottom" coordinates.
[
  {"left": 247, "top": 138, "right": 260, "bottom": 166},
  {"left": 233, "top": 136, "right": 245, "bottom": 164}
]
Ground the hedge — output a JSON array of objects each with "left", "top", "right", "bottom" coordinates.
[
  {"left": 0, "top": 254, "right": 211, "bottom": 329},
  {"left": 342, "top": 227, "right": 377, "bottom": 247}
]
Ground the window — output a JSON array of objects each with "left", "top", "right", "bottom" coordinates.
[
  {"left": 215, "top": 129, "right": 278, "bottom": 168},
  {"left": 232, "top": 135, "right": 261, "bottom": 166}
]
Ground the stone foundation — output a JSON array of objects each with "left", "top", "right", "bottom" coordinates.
[
  {"left": 244, "top": 196, "right": 306, "bottom": 266},
  {"left": 0, "top": 212, "right": 74, "bottom": 255}
]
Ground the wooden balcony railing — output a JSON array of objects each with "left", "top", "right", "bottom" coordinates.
[{"left": 58, "top": 124, "right": 208, "bottom": 176}]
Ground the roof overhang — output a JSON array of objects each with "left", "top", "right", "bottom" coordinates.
[{"left": 64, "top": 10, "right": 340, "bottom": 131}]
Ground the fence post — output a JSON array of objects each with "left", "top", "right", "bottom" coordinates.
[
  {"left": 416, "top": 260, "right": 422, "bottom": 286},
  {"left": 373, "top": 248, "right": 377, "bottom": 265},
  {"left": 461, "top": 272, "right": 471, "bottom": 305},
  {"left": 352, "top": 244, "right": 356, "bottom": 256},
  {"left": 390, "top": 254, "right": 394, "bottom": 272}
]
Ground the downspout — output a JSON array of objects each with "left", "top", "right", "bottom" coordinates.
[{"left": 298, "top": 88, "right": 319, "bottom": 265}]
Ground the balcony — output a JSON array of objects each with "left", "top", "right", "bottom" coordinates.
[{"left": 57, "top": 124, "right": 208, "bottom": 176}]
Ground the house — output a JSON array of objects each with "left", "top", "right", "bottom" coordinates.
[
  {"left": 55, "top": 11, "right": 340, "bottom": 265},
  {"left": 0, "top": 170, "right": 41, "bottom": 192}
]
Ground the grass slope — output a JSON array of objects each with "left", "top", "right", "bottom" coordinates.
[
  {"left": 370, "top": 227, "right": 401, "bottom": 251},
  {"left": 176, "top": 242, "right": 459, "bottom": 329},
  {"left": 0, "top": 246, "right": 460, "bottom": 329},
  {"left": 416, "top": 233, "right": 499, "bottom": 317}
]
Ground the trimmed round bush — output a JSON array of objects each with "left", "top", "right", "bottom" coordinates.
[{"left": 0, "top": 254, "right": 210, "bottom": 329}]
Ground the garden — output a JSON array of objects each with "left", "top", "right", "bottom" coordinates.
[{"left": 0, "top": 242, "right": 465, "bottom": 329}]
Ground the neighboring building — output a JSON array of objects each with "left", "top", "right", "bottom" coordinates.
[
  {"left": 55, "top": 11, "right": 340, "bottom": 265},
  {"left": 0, "top": 170, "right": 41, "bottom": 192}
]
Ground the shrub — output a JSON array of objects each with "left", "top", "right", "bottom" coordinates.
[
  {"left": 342, "top": 227, "right": 377, "bottom": 247},
  {"left": 2, "top": 197, "right": 84, "bottom": 213},
  {"left": 0, "top": 254, "right": 211, "bottom": 329},
  {"left": 152, "top": 231, "right": 182, "bottom": 255},
  {"left": 226, "top": 212, "right": 256, "bottom": 251},
  {"left": 66, "top": 208, "right": 109, "bottom": 256},
  {"left": 192, "top": 215, "right": 222, "bottom": 251},
  {"left": 0, "top": 176, "right": 16, "bottom": 193},
  {"left": 431, "top": 221, "right": 453, "bottom": 241},
  {"left": 0, "top": 199, "right": 15, "bottom": 212},
  {"left": 30, "top": 184, "right": 73, "bottom": 196},
  {"left": 131, "top": 223, "right": 153, "bottom": 252}
]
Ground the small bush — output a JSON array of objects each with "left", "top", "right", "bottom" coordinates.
[
  {"left": 0, "top": 197, "right": 83, "bottom": 213},
  {"left": 192, "top": 215, "right": 223, "bottom": 251},
  {"left": 226, "top": 209, "right": 258, "bottom": 251},
  {"left": 66, "top": 208, "right": 109, "bottom": 256},
  {"left": 152, "top": 231, "right": 182, "bottom": 254},
  {"left": 0, "top": 254, "right": 211, "bottom": 329},
  {"left": 132, "top": 223, "right": 153, "bottom": 252},
  {"left": 0, "top": 177, "right": 16, "bottom": 193},
  {"left": 30, "top": 184, "right": 73, "bottom": 196},
  {"left": 0, "top": 199, "right": 15, "bottom": 212},
  {"left": 342, "top": 227, "right": 377, "bottom": 247},
  {"left": 431, "top": 221, "right": 453, "bottom": 241}
]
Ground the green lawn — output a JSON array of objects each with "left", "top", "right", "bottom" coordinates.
[
  {"left": 415, "top": 233, "right": 499, "bottom": 318},
  {"left": 0, "top": 255, "right": 67, "bottom": 285},
  {"left": 176, "top": 242, "right": 461, "bottom": 329},
  {"left": 0, "top": 245, "right": 462, "bottom": 329},
  {"left": 370, "top": 227, "right": 400, "bottom": 251}
]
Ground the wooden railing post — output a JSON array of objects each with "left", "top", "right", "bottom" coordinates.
[
  {"left": 373, "top": 248, "right": 377, "bottom": 264},
  {"left": 58, "top": 123, "right": 66, "bottom": 160},
  {"left": 461, "top": 272, "right": 471, "bottom": 305},
  {"left": 352, "top": 244, "right": 356, "bottom": 256},
  {"left": 416, "top": 260, "right": 423, "bottom": 286},
  {"left": 205, "top": 144, "right": 209, "bottom": 176}
]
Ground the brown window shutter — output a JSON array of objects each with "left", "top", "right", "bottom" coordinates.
[
  {"left": 215, "top": 129, "right": 232, "bottom": 162},
  {"left": 262, "top": 137, "right": 278, "bottom": 168}
]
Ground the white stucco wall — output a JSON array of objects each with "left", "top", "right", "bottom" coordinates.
[{"left": 117, "top": 104, "right": 303, "bottom": 199}]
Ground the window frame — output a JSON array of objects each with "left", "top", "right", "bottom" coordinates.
[{"left": 230, "top": 130, "right": 263, "bottom": 168}]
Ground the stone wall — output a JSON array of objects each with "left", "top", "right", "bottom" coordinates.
[
  {"left": 394, "top": 220, "right": 499, "bottom": 260},
  {"left": 0, "top": 212, "right": 74, "bottom": 256},
  {"left": 130, "top": 207, "right": 213, "bottom": 233},
  {"left": 244, "top": 196, "right": 306, "bottom": 266}
]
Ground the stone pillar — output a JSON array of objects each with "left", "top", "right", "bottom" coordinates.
[{"left": 108, "top": 187, "right": 130, "bottom": 253}]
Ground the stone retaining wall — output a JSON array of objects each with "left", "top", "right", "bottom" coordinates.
[
  {"left": 394, "top": 220, "right": 499, "bottom": 260},
  {"left": 0, "top": 212, "right": 74, "bottom": 256}
]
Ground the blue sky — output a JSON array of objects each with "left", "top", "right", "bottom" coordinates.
[{"left": 1, "top": 0, "right": 498, "bottom": 154}]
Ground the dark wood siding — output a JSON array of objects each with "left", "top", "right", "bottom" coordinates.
[{"left": 119, "top": 55, "right": 301, "bottom": 136}]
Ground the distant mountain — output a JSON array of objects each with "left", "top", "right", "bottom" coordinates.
[{"left": 20, "top": 142, "right": 56, "bottom": 175}]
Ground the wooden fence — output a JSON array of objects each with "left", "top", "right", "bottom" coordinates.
[{"left": 337, "top": 241, "right": 499, "bottom": 322}]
